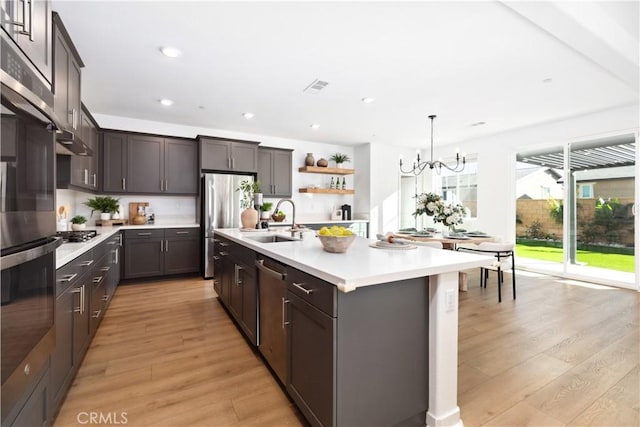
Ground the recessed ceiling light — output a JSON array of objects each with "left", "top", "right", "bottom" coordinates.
[
  {"left": 471, "top": 121, "right": 486, "bottom": 127},
  {"left": 542, "top": 78, "right": 553, "bottom": 83},
  {"left": 160, "top": 47, "right": 181, "bottom": 58},
  {"left": 310, "top": 124, "right": 320, "bottom": 129},
  {"left": 361, "top": 97, "right": 376, "bottom": 104},
  {"left": 242, "top": 112, "right": 255, "bottom": 119},
  {"left": 159, "top": 99, "right": 173, "bottom": 106}
]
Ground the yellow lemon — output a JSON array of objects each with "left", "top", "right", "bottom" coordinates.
[
  {"left": 319, "top": 227, "right": 330, "bottom": 236},
  {"left": 343, "top": 229, "right": 353, "bottom": 236}
]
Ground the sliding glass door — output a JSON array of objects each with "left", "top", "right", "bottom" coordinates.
[{"left": 516, "top": 134, "right": 636, "bottom": 288}]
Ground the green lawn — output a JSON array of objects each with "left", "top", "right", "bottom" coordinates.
[{"left": 516, "top": 244, "right": 635, "bottom": 273}]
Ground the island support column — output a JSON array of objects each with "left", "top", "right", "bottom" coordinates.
[{"left": 426, "top": 271, "right": 463, "bottom": 427}]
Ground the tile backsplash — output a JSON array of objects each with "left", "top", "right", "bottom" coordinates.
[{"left": 57, "top": 190, "right": 197, "bottom": 225}]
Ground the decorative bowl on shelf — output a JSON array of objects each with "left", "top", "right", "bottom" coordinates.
[{"left": 317, "top": 234, "right": 356, "bottom": 253}]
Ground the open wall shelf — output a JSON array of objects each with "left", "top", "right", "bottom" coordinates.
[
  {"left": 298, "top": 188, "right": 355, "bottom": 195},
  {"left": 298, "top": 166, "right": 354, "bottom": 175}
]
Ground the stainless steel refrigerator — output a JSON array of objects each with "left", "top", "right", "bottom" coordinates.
[{"left": 202, "top": 173, "right": 254, "bottom": 278}]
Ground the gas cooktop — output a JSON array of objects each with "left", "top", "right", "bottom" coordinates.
[{"left": 56, "top": 230, "right": 97, "bottom": 243}]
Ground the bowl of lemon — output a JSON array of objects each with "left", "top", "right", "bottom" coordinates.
[{"left": 317, "top": 226, "right": 356, "bottom": 253}]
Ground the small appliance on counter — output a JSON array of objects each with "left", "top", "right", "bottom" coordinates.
[
  {"left": 341, "top": 204, "right": 352, "bottom": 220},
  {"left": 331, "top": 207, "right": 343, "bottom": 221}
]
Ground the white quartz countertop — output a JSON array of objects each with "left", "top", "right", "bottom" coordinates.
[
  {"left": 56, "top": 224, "right": 199, "bottom": 269},
  {"left": 215, "top": 228, "right": 493, "bottom": 293}
]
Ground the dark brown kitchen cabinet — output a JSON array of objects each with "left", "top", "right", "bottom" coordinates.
[
  {"left": 256, "top": 256, "right": 288, "bottom": 383},
  {"left": 102, "top": 131, "right": 127, "bottom": 192},
  {"left": 123, "top": 228, "right": 200, "bottom": 279},
  {"left": 164, "top": 138, "right": 198, "bottom": 194},
  {"left": 287, "top": 291, "right": 336, "bottom": 427},
  {"left": 164, "top": 228, "right": 200, "bottom": 275},
  {"left": 127, "top": 134, "right": 163, "bottom": 193},
  {"left": 122, "top": 229, "right": 164, "bottom": 279},
  {"left": 212, "top": 234, "right": 258, "bottom": 346},
  {"left": 52, "top": 12, "right": 83, "bottom": 134},
  {"left": 258, "top": 147, "right": 292, "bottom": 197},
  {"left": 0, "top": 0, "right": 53, "bottom": 83},
  {"left": 199, "top": 136, "right": 259, "bottom": 173},
  {"left": 68, "top": 105, "right": 99, "bottom": 190},
  {"left": 50, "top": 251, "right": 93, "bottom": 418},
  {"left": 102, "top": 131, "right": 197, "bottom": 195}
]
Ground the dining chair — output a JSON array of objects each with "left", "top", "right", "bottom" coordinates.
[{"left": 457, "top": 242, "right": 516, "bottom": 302}]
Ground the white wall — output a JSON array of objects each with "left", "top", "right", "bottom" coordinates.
[{"left": 94, "top": 114, "right": 355, "bottom": 222}]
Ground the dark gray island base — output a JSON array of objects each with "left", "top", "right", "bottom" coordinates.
[
  {"left": 213, "top": 229, "right": 493, "bottom": 427},
  {"left": 289, "top": 275, "right": 429, "bottom": 427}
]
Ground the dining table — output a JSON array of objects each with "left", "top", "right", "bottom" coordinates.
[{"left": 392, "top": 232, "right": 496, "bottom": 291}]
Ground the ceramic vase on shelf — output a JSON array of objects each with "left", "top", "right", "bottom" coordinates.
[
  {"left": 241, "top": 207, "right": 259, "bottom": 229},
  {"left": 316, "top": 158, "right": 328, "bottom": 167},
  {"left": 305, "top": 153, "right": 315, "bottom": 166}
]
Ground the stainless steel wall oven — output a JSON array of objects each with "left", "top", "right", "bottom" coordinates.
[{"left": 1, "top": 27, "right": 62, "bottom": 422}]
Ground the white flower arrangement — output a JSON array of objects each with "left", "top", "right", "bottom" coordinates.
[{"left": 413, "top": 192, "right": 466, "bottom": 227}]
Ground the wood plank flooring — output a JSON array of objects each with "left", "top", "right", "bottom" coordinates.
[{"left": 54, "top": 271, "right": 639, "bottom": 427}]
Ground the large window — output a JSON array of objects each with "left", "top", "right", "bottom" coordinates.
[{"left": 438, "top": 160, "right": 478, "bottom": 217}]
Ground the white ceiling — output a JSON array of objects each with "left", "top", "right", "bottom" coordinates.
[{"left": 51, "top": 1, "right": 639, "bottom": 150}]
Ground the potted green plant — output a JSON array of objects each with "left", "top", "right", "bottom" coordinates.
[
  {"left": 329, "top": 153, "right": 351, "bottom": 168},
  {"left": 70, "top": 215, "right": 87, "bottom": 231},
  {"left": 259, "top": 202, "right": 273, "bottom": 220},
  {"left": 84, "top": 196, "right": 120, "bottom": 220},
  {"left": 236, "top": 180, "right": 261, "bottom": 229}
]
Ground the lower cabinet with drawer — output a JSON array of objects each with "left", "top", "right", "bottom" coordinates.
[
  {"left": 212, "top": 234, "right": 258, "bottom": 345},
  {"left": 123, "top": 227, "right": 200, "bottom": 279},
  {"left": 50, "top": 232, "right": 122, "bottom": 421}
]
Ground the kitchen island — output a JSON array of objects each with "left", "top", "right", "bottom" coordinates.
[{"left": 214, "top": 228, "right": 493, "bottom": 427}]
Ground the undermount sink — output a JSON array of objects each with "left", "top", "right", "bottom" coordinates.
[{"left": 244, "top": 234, "right": 300, "bottom": 243}]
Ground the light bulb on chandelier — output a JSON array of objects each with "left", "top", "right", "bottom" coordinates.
[{"left": 399, "top": 115, "right": 466, "bottom": 175}]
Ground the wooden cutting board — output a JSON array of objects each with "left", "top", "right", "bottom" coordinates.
[{"left": 129, "top": 202, "right": 149, "bottom": 221}]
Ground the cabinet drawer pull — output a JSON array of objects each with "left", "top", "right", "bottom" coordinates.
[
  {"left": 92, "top": 173, "right": 97, "bottom": 187},
  {"left": 219, "top": 251, "right": 229, "bottom": 256},
  {"left": 93, "top": 276, "right": 103, "bottom": 284},
  {"left": 84, "top": 169, "right": 89, "bottom": 185},
  {"left": 213, "top": 255, "right": 220, "bottom": 261},
  {"left": 58, "top": 273, "right": 78, "bottom": 283},
  {"left": 78, "top": 260, "right": 94, "bottom": 267},
  {"left": 292, "top": 282, "right": 313, "bottom": 295},
  {"left": 282, "top": 297, "right": 290, "bottom": 329},
  {"left": 102, "top": 295, "right": 109, "bottom": 302},
  {"left": 213, "top": 238, "right": 220, "bottom": 243},
  {"left": 219, "top": 242, "right": 230, "bottom": 247},
  {"left": 100, "top": 266, "right": 111, "bottom": 272},
  {"left": 175, "top": 231, "right": 189, "bottom": 235},
  {"left": 165, "top": 239, "right": 169, "bottom": 251},
  {"left": 122, "top": 178, "right": 126, "bottom": 190},
  {"left": 93, "top": 310, "right": 102, "bottom": 319},
  {"left": 234, "top": 264, "right": 244, "bottom": 285},
  {"left": 137, "top": 232, "right": 152, "bottom": 236}
]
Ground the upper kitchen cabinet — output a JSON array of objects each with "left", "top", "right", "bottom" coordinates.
[
  {"left": 199, "top": 136, "right": 259, "bottom": 173},
  {"left": 258, "top": 147, "right": 292, "bottom": 197},
  {"left": 1, "top": 0, "right": 53, "bottom": 84},
  {"left": 52, "top": 12, "right": 83, "bottom": 135},
  {"left": 164, "top": 138, "right": 198, "bottom": 194},
  {"left": 65, "top": 104, "right": 99, "bottom": 190},
  {"left": 103, "top": 130, "right": 197, "bottom": 195}
]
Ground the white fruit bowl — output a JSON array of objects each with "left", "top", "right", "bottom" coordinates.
[{"left": 317, "top": 234, "right": 356, "bottom": 253}]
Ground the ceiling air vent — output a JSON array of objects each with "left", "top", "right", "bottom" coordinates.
[{"left": 303, "top": 79, "right": 329, "bottom": 94}]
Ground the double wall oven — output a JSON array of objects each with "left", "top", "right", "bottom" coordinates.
[{"left": 1, "top": 29, "right": 62, "bottom": 421}]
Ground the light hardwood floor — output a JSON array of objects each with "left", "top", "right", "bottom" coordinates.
[{"left": 54, "top": 270, "right": 639, "bottom": 427}]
